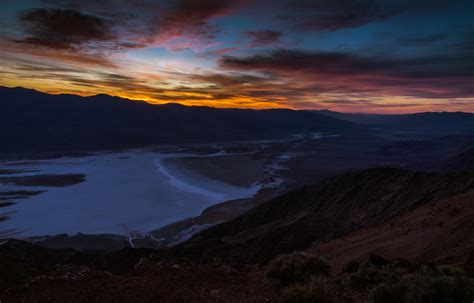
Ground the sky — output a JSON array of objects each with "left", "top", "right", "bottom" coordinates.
[{"left": 0, "top": 0, "right": 473, "bottom": 113}]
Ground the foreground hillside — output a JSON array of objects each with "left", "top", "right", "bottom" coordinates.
[
  {"left": 172, "top": 168, "right": 474, "bottom": 264},
  {"left": 1, "top": 168, "right": 473, "bottom": 302},
  {"left": 0, "top": 87, "right": 355, "bottom": 155}
]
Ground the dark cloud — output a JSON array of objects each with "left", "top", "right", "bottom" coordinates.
[
  {"left": 142, "top": 0, "right": 242, "bottom": 50},
  {"left": 396, "top": 34, "right": 448, "bottom": 46},
  {"left": 219, "top": 49, "right": 474, "bottom": 99},
  {"left": 199, "top": 47, "right": 240, "bottom": 57},
  {"left": 278, "top": 0, "right": 397, "bottom": 31},
  {"left": 31, "top": 0, "right": 243, "bottom": 52},
  {"left": 171, "top": 0, "right": 236, "bottom": 21},
  {"left": 16, "top": 8, "right": 113, "bottom": 50},
  {"left": 243, "top": 30, "right": 283, "bottom": 47},
  {"left": 220, "top": 49, "right": 390, "bottom": 75},
  {"left": 276, "top": 0, "right": 464, "bottom": 32}
]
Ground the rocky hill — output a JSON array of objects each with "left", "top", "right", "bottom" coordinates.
[{"left": 171, "top": 168, "right": 474, "bottom": 263}]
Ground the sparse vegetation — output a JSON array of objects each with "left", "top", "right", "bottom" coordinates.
[
  {"left": 281, "top": 277, "right": 341, "bottom": 303},
  {"left": 266, "top": 252, "right": 330, "bottom": 286},
  {"left": 267, "top": 253, "right": 474, "bottom": 303},
  {"left": 372, "top": 266, "right": 474, "bottom": 303}
]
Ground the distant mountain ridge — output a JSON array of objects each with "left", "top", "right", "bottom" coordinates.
[
  {"left": 0, "top": 86, "right": 357, "bottom": 155},
  {"left": 314, "top": 109, "right": 474, "bottom": 134}
]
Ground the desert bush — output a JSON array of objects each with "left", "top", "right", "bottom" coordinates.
[
  {"left": 372, "top": 271, "right": 474, "bottom": 303},
  {"left": 282, "top": 284, "right": 315, "bottom": 303},
  {"left": 386, "top": 258, "right": 414, "bottom": 272},
  {"left": 267, "top": 252, "right": 331, "bottom": 286},
  {"left": 281, "top": 277, "right": 341, "bottom": 303},
  {"left": 435, "top": 265, "right": 464, "bottom": 277},
  {"left": 424, "top": 276, "right": 474, "bottom": 303},
  {"left": 345, "top": 263, "right": 390, "bottom": 290},
  {"left": 342, "top": 260, "right": 359, "bottom": 274},
  {"left": 372, "top": 282, "right": 405, "bottom": 303},
  {"left": 369, "top": 254, "right": 389, "bottom": 268}
]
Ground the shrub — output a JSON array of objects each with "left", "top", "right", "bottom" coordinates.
[
  {"left": 372, "top": 282, "right": 405, "bottom": 303},
  {"left": 342, "top": 260, "right": 359, "bottom": 274},
  {"left": 282, "top": 284, "right": 315, "bottom": 303},
  {"left": 346, "top": 263, "right": 380, "bottom": 290},
  {"left": 387, "top": 258, "right": 414, "bottom": 272},
  {"left": 435, "top": 265, "right": 464, "bottom": 277},
  {"left": 424, "top": 276, "right": 474, "bottom": 303},
  {"left": 369, "top": 254, "right": 389, "bottom": 268},
  {"left": 372, "top": 272, "right": 474, "bottom": 303},
  {"left": 282, "top": 277, "right": 341, "bottom": 303},
  {"left": 267, "top": 252, "right": 331, "bottom": 286}
]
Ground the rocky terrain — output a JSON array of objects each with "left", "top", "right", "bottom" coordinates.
[
  {"left": 171, "top": 168, "right": 474, "bottom": 264},
  {"left": 1, "top": 167, "right": 473, "bottom": 302}
]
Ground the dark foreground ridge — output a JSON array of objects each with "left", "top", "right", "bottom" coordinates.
[
  {"left": 171, "top": 167, "right": 474, "bottom": 264},
  {"left": 1, "top": 168, "right": 473, "bottom": 302}
]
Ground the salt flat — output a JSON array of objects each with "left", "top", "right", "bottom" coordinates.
[{"left": 0, "top": 150, "right": 260, "bottom": 237}]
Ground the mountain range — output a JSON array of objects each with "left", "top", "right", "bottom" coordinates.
[
  {"left": 2, "top": 86, "right": 474, "bottom": 156},
  {"left": 0, "top": 87, "right": 355, "bottom": 155},
  {"left": 314, "top": 109, "right": 474, "bottom": 134}
]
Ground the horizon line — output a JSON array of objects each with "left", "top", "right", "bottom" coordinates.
[{"left": 2, "top": 85, "right": 473, "bottom": 116}]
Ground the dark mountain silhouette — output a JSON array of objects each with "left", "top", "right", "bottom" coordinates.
[
  {"left": 314, "top": 109, "right": 474, "bottom": 134},
  {"left": 0, "top": 87, "right": 357, "bottom": 155},
  {"left": 171, "top": 168, "right": 474, "bottom": 264}
]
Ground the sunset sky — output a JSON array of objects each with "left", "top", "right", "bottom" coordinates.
[{"left": 0, "top": 0, "right": 473, "bottom": 113}]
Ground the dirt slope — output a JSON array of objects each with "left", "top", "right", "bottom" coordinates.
[
  {"left": 172, "top": 168, "right": 474, "bottom": 263},
  {"left": 310, "top": 190, "right": 474, "bottom": 273}
]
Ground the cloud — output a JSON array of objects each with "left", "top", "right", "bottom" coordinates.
[
  {"left": 396, "top": 34, "right": 448, "bottom": 46},
  {"left": 220, "top": 49, "right": 389, "bottom": 75},
  {"left": 275, "top": 0, "right": 466, "bottom": 32},
  {"left": 243, "top": 30, "right": 282, "bottom": 47},
  {"left": 199, "top": 47, "right": 240, "bottom": 57},
  {"left": 276, "top": 0, "right": 398, "bottom": 31},
  {"left": 219, "top": 48, "right": 474, "bottom": 99},
  {"left": 141, "top": 0, "right": 242, "bottom": 51},
  {"left": 16, "top": 8, "right": 113, "bottom": 50},
  {"left": 15, "top": 0, "right": 243, "bottom": 53}
]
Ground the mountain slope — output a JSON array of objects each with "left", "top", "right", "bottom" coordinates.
[
  {"left": 172, "top": 168, "right": 474, "bottom": 263},
  {"left": 0, "top": 87, "right": 357, "bottom": 154},
  {"left": 310, "top": 190, "right": 474, "bottom": 273}
]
